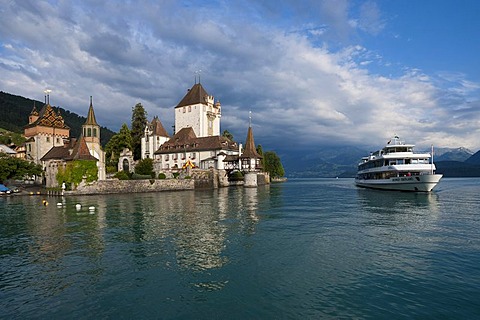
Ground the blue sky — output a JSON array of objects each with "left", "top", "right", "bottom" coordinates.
[{"left": 1, "top": 0, "right": 479, "bottom": 154}]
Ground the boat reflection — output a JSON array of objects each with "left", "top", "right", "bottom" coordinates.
[{"left": 357, "top": 188, "right": 440, "bottom": 226}]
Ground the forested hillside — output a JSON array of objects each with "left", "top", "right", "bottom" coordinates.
[{"left": 0, "top": 91, "right": 115, "bottom": 146}]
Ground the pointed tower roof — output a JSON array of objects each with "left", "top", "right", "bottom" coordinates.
[
  {"left": 151, "top": 116, "right": 169, "bottom": 137},
  {"left": 241, "top": 126, "right": 262, "bottom": 159},
  {"left": 84, "top": 96, "right": 98, "bottom": 126},
  {"left": 176, "top": 83, "right": 210, "bottom": 108},
  {"left": 30, "top": 105, "right": 39, "bottom": 116}
]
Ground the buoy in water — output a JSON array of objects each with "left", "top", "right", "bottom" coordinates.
[
  {"left": 75, "top": 204, "right": 81, "bottom": 211},
  {"left": 57, "top": 202, "right": 62, "bottom": 207},
  {"left": 42, "top": 199, "right": 48, "bottom": 206},
  {"left": 88, "top": 206, "right": 95, "bottom": 214}
]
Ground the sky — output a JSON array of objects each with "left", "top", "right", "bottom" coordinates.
[{"left": 1, "top": 0, "right": 480, "bottom": 155}]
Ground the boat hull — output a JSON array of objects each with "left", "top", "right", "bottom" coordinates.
[{"left": 355, "top": 174, "right": 443, "bottom": 192}]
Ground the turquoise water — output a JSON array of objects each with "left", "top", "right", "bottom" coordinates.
[{"left": 1, "top": 178, "right": 480, "bottom": 319}]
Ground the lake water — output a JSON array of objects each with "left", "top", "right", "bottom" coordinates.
[{"left": 1, "top": 178, "right": 480, "bottom": 319}]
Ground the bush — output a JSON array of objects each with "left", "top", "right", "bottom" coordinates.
[
  {"left": 131, "top": 173, "right": 153, "bottom": 180},
  {"left": 184, "top": 176, "right": 191, "bottom": 179},
  {"left": 229, "top": 170, "right": 244, "bottom": 181},
  {"left": 158, "top": 173, "right": 166, "bottom": 179},
  {"left": 173, "top": 172, "right": 180, "bottom": 179},
  {"left": 106, "top": 165, "right": 117, "bottom": 174},
  {"left": 135, "top": 158, "right": 154, "bottom": 177},
  {"left": 114, "top": 170, "right": 130, "bottom": 180}
]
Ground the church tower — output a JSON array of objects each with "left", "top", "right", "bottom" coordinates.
[
  {"left": 82, "top": 96, "right": 106, "bottom": 180},
  {"left": 83, "top": 96, "right": 100, "bottom": 148},
  {"left": 175, "top": 82, "right": 221, "bottom": 137}
]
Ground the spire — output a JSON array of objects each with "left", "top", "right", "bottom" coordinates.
[
  {"left": 30, "top": 104, "right": 39, "bottom": 116},
  {"left": 84, "top": 96, "right": 98, "bottom": 126},
  {"left": 241, "top": 126, "right": 261, "bottom": 159}
]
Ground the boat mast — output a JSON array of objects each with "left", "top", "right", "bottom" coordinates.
[{"left": 431, "top": 144, "right": 434, "bottom": 174}]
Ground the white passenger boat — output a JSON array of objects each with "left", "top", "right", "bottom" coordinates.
[{"left": 355, "top": 136, "right": 442, "bottom": 192}]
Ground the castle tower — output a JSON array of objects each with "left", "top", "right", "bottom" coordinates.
[
  {"left": 29, "top": 104, "right": 39, "bottom": 124},
  {"left": 82, "top": 96, "right": 106, "bottom": 180},
  {"left": 175, "top": 82, "right": 221, "bottom": 138},
  {"left": 83, "top": 96, "right": 100, "bottom": 147},
  {"left": 24, "top": 100, "right": 70, "bottom": 164},
  {"left": 141, "top": 116, "right": 170, "bottom": 159}
]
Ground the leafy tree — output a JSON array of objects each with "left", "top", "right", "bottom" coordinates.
[
  {"left": 0, "top": 154, "right": 42, "bottom": 183},
  {"left": 222, "top": 130, "right": 234, "bottom": 141},
  {"left": 135, "top": 158, "right": 154, "bottom": 177},
  {"left": 105, "top": 123, "right": 133, "bottom": 168},
  {"left": 131, "top": 103, "right": 147, "bottom": 160},
  {"left": 56, "top": 160, "right": 98, "bottom": 189},
  {"left": 264, "top": 151, "right": 285, "bottom": 178},
  {"left": 0, "top": 128, "right": 26, "bottom": 146}
]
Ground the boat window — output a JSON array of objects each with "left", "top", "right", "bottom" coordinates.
[{"left": 397, "top": 159, "right": 404, "bottom": 164}]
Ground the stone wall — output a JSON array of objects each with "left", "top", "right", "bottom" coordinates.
[
  {"left": 257, "top": 172, "right": 270, "bottom": 185},
  {"left": 72, "top": 178, "right": 194, "bottom": 195},
  {"left": 67, "top": 169, "right": 271, "bottom": 195}
]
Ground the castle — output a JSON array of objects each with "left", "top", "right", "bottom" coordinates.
[
  {"left": 141, "top": 82, "right": 263, "bottom": 176},
  {"left": 24, "top": 95, "right": 106, "bottom": 187}
]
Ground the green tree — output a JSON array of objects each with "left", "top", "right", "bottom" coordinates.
[
  {"left": 256, "top": 144, "right": 265, "bottom": 169},
  {"left": 131, "top": 103, "right": 147, "bottom": 160},
  {"left": 222, "top": 129, "right": 234, "bottom": 141},
  {"left": 135, "top": 158, "right": 154, "bottom": 177},
  {"left": 105, "top": 123, "right": 133, "bottom": 168},
  {"left": 264, "top": 151, "right": 285, "bottom": 178},
  {"left": 0, "top": 154, "right": 42, "bottom": 183}
]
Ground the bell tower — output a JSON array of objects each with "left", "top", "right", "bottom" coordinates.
[{"left": 82, "top": 96, "right": 106, "bottom": 180}]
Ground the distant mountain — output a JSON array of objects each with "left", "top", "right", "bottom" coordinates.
[
  {"left": 465, "top": 150, "right": 480, "bottom": 165},
  {"left": 435, "top": 161, "right": 480, "bottom": 177},
  {"left": 434, "top": 147, "right": 473, "bottom": 162},
  {"left": 0, "top": 91, "right": 115, "bottom": 146},
  {"left": 282, "top": 145, "right": 480, "bottom": 178},
  {"left": 282, "top": 146, "right": 365, "bottom": 178}
]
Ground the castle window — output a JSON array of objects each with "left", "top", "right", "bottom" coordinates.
[
  {"left": 188, "top": 106, "right": 191, "bottom": 112},
  {"left": 87, "top": 128, "right": 92, "bottom": 137},
  {"left": 93, "top": 128, "right": 97, "bottom": 137},
  {"left": 56, "top": 138, "right": 60, "bottom": 144},
  {"left": 183, "top": 107, "right": 186, "bottom": 113},
  {"left": 46, "top": 137, "right": 50, "bottom": 143},
  {"left": 165, "top": 155, "right": 169, "bottom": 161}
]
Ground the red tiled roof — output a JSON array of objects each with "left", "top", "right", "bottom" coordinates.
[
  {"left": 40, "top": 136, "right": 97, "bottom": 161},
  {"left": 154, "top": 127, "right": 238, "bottom": 154}
]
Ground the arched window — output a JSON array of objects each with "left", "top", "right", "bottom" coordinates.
[
  {"left": 93, "top": 128, "right": 97, "bottom": 137},
  {"left": 122, "top": 159, "right": 129, "bottom": 172}
]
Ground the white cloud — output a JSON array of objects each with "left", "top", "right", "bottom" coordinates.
[{"left": 0, "top": 0, "right": 479, "bottom": 153}]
